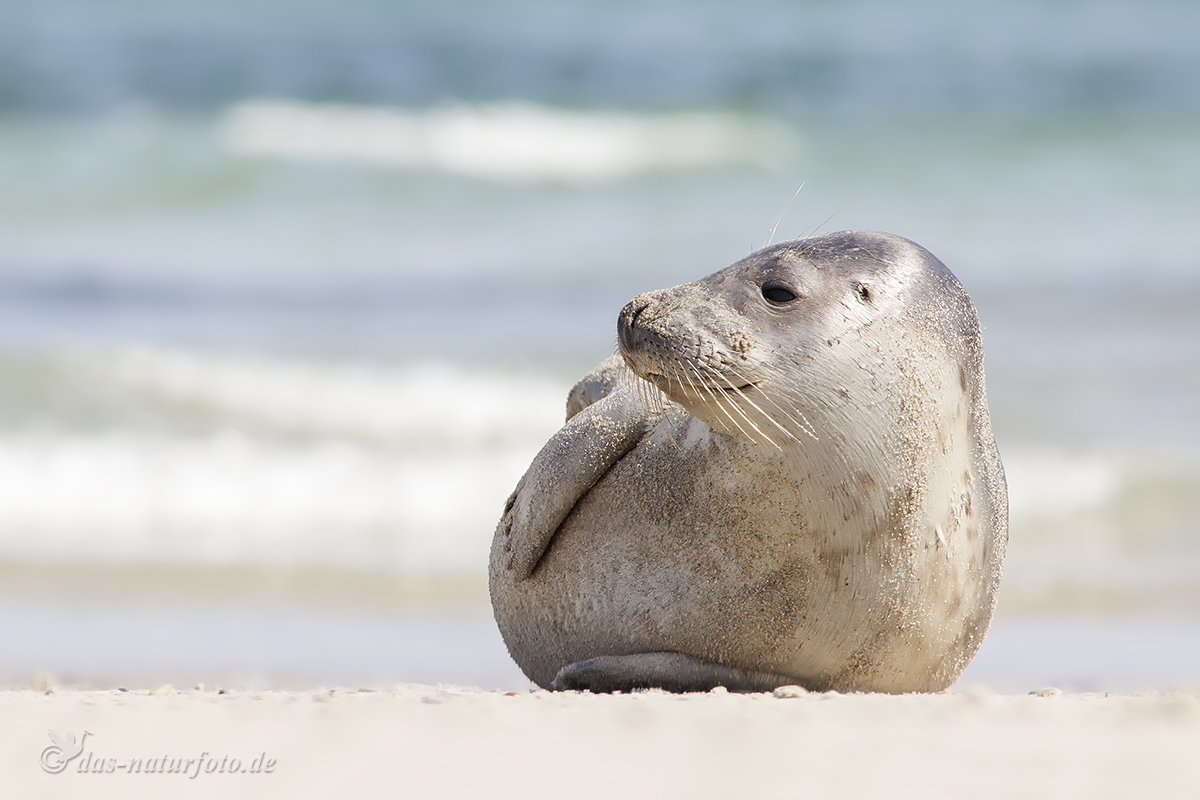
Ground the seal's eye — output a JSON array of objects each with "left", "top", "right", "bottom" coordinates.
[{"left": 762, "top": 284, "right": 797, "bottom": 304}]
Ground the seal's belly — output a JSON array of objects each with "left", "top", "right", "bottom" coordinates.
[
  {"left": 496, "top": 432, "right": 894, "bottom": 687},
  {"left": 493, "top": 422, "right": 997, "bottom": 692}
]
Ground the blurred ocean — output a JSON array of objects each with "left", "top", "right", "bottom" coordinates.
[{"left": 0, "top": 0, "right": 1198, "bottom": 690}]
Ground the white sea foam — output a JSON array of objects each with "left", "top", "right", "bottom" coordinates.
[
  {"left": 0, "top": 438, "right": 1131, "bottom": 575},
  {"left": 98, "top": 347, "right": 568, "bottom": 447},
  {"left": 0, "top": 432, "right": 535, "bottom": 573},
  {"left": 0, "top": 348, "right": 576, "bottom": 573},
  {"left": 1001, "top": 448, "right": 1200, "bottom": 583},
  {"left": 221, "top": 100, "right": 800, "bottom": 182},
  {"left": 0, "top": 348, "right": 1193, "bottom": 585},
  {"left": 1003, "top": 449, "right": 1122, "bottom": 522}
]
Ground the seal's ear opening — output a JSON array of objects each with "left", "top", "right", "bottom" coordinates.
[{"left": 852, "top": 281, "right": 872, "bottom": 303}]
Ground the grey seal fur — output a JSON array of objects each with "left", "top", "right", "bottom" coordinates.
[{"left": 489, "top": 230, "right": 1007, "bottom": 693}]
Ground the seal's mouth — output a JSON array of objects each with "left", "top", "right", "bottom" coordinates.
[
  {"left": 644, "top": 371, "right": 755, "bottom": 395},
  {"left": 713, "top": 382, "right": 756, "bottom": 394}
]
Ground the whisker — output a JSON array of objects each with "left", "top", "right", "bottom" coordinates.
[
  {"left": 678, "top": 361, "right": 752, "bottom": 443},
  {"left": 799, "top": 208, "right": 842, "bottom": 241},
  {"left": 680, "top": 359, "right": 761, "bottom": 446},
  {"left": 763, "top": 183, "right": 805, "bottom": 249},
  {"left": 766, "top": 383, "right": 822, "bottom": 443},
  {"left": 714, "top": 375, "right": 799, "bottom": 447},
  {"left": 687, "top": 359, "right": 778, "bottom": 448},
  {"left": 620, "top": 359, "right": 665, "bottom": 417},
  {"left": 691, "top": 361, "right": 787, "bottom": 450},
  {"left": 720, "top": 361, "right": 818, "bottom": 442},
  {"left": 643, "top": 381, "right": 664, "bottom": 416}
]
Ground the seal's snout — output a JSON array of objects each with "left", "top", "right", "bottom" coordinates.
[{"left": 617, "top": 294, "right": 652, "bottom": 356}]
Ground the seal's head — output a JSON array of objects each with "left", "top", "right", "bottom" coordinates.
[{"left": 618, "top": 229, "right": 985, "bottom": 453}]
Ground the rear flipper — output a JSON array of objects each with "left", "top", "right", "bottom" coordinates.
[{"left": 550, "top": 653, "right": 796, "bottom": 694}]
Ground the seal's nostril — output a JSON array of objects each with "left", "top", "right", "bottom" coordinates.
[
  {"left": 618, "top": 297, "right": 654, "bottom": 354},
  {"left": 630, "top": 301, "right": 648, "bottom": 326},
  {"left": 623, "top": 297, "right": 651, "bottom": 326}
]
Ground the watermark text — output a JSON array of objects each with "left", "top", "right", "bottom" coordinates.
[{"left": 41, "top": 730, "right": 275, "bottom": 778}]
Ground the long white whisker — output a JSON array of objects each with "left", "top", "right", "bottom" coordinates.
[
  {"left": 681, "top": 359, "right": 761, "bottom": 445},
  {"left": 799, "top": 208, "right": 842, "bottom": 241},
  {"left": 640, "top": 377, "right": 664, "bottom": 416},
  {"left": 681, "top": 361, "right": 757, "bottom": 444},
  {"left": 688, "top": 359, "right": 778, "bottom": 448},
  {"left": 763, "top": 183, "right": 805, "bottom": 249},
  {"left": 620, "top": 358, "right": 664, "bottom": 417},
  {"left": 691, "top": 361, "right": 787, "bottom": 450},
  {"left": 755, "top": 370, "right": 822, "bottom": 442},
  {"left": 710, "top": 373, "right": 799, "bottom": 447},
  {"left": 720, "top": 361, "right": 818, "bottom": 441}
]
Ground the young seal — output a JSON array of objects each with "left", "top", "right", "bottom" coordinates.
[{"left": 489, "top": 230, "right": 1007, "bottom": 693}]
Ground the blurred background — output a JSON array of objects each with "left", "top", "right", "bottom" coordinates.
[{"left": 0, "top": 0, "right": 1197, "bottom": 693}]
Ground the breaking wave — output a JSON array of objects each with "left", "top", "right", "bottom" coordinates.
[{"left": 221, "top": 100, "right": 800, "bottom": 182}]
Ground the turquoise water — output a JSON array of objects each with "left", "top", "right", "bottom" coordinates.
[{"left": 0, "top": 0, "right": 1197, "bottom": 685}]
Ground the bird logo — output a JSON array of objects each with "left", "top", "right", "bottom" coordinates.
[{"left": 40, "top": 729, "right": 91, "bottom": 773}]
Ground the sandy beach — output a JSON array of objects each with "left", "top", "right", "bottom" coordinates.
[{"left": 4, "top": 684, "right": 1199, "bottom": 799}]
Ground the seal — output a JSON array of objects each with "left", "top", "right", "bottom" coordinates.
[{"left": 489, "top": 230, "right": 1007, "bottom": 693}]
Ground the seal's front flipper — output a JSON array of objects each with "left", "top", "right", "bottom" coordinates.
[
  {"left": 499, "top": 386, "right": 649, "bottom": 581},
  {"left": 565, "top": 354, "right": 631, "bottom": 419},
  {"left": 550, "top": 653, "right": 795, "bottom": 694}
]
